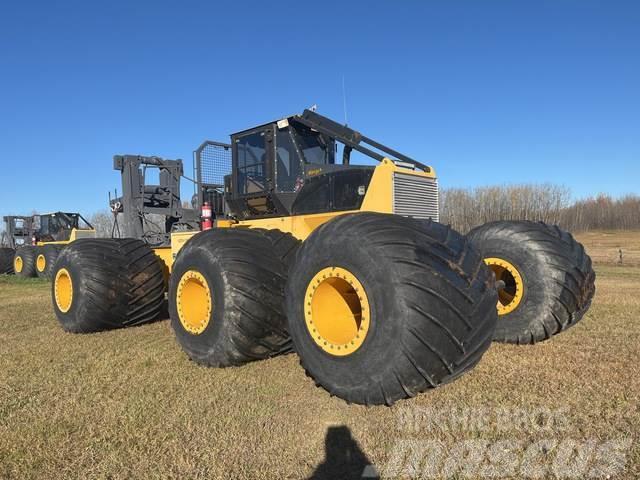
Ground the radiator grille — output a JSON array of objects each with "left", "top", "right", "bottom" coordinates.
[{"left": 393, "top": 173, "right": 439, "bottom": 222}]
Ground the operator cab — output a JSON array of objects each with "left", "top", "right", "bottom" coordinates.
[
  {"left": 225, "top": 109, "right": 427, "bottom": 221},
  {"left": 35, "top": 212, "right": 92, "bottom": 242}
]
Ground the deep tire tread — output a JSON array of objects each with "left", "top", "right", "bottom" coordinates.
[
  {"left": 0, "top": 248, "right": 15, "bottom": 275},
  {"left": 14, "top": 246, "right": 38, "bottom": 278},
  {"left": 169, "top": 228, "right": 293, "bottom": 367},
  {"left": 286, "top": 213, "right": 498, "bottom": 406},
  {"left": 52, "top": 239, "right": 165, "bottom": 333},
  {"left": 467, "top": 220, "right": 596, "bottom": 344},
  {"left": 36, "top": 244, "right": 64, "bottom": 279}
]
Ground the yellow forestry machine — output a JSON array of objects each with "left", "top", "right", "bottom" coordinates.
[
  {"left": 2, "top": 213, "right": 95, "bottom": 278},
  {"left": 49, "top": 109, "right": 595, "bottom": 405}
]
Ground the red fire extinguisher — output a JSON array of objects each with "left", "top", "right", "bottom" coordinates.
[{"left": 201, "top": 202, "right": 213, "bottom": 231}]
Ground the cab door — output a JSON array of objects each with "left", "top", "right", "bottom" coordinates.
[{"left": 230, "top": 125, "right": 275, "bottom": 217}]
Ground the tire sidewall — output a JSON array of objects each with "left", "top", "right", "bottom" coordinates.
[
  {"left": 35, "top": 246, "right": 46, "bottom": 276},
  {"left": 480, "top": 242, "right": 549, "bottom": 335},
  {"left": 169, "top": 243, "right": 228, "bottom": 360},
  {"left": 16, "top": 246, "right": 38, "bottom": 277},
  {"left": 287, "top": 233, "right": 404, "bottom": 391},
  {"left": 41, "top": 244, "right": 63, "bottom": 278},
  {"left": 52, "top": 239, "right": 163, "bottom": 332},
  {"left": 51, "top": 250, "right": 87, "bottom": 330}
]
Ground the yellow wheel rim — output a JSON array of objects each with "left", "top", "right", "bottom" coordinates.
[
  {"left": 176, "top": 270, "right": 212, "bottom": 335},
  {"left": 14, "top": 256, "right": 23, "bottom": 273},
  {"left": 305, "top": 267, "right": 370, "bottom": 356},
  {"left": 54, "top": 268, "right": 73, "bottom": 313},
  {"left": 36, "top": 254, "right": 46, "bottom": 272},
  {"left": 484, "top": 257, "right": 524, "bottom": 315}
]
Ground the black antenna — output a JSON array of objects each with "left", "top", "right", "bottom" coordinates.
[{"left": 342, "top": 75, "right": 349, "bottom": 126}]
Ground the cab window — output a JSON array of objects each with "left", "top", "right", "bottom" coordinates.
[
  {"left": 292, "top": 125, "right": 335, "bottom": 165},
  {"left": 275, "top": 129, "right": 303, "bottom": 192},
  {"left": 235, "top": 131, "right": 267, "bottom": 195}
]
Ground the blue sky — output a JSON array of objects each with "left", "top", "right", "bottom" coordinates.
[{"left": 0, "top": 1, "right": 638, "bottom": 215}]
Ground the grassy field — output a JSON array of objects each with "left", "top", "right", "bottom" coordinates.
[
  {"left": 0, "top": 231, "right": 638, "bottom": 479},
  {"left": 577, "top": 230, "right": 640, "bottom": 266}
]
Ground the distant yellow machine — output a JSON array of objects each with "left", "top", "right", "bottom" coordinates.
[{"left": 8, "top": 212, "right": 95, "bottom": 279}]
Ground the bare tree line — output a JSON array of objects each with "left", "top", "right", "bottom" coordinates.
[
  {"left": 2, "top": 187, "right": 637, "bottom": 243},
  {"left": 89, "top": 211, "right": 114, "bottom": 238},
  {"left": 559, "top": 194, "right": 640, "bottom": 232},
  {"left": 440, "top": 184, "right": 570, "bottom": 233},
  {"left": 440, "top": 184, "right": 640, "bottom": 233}
]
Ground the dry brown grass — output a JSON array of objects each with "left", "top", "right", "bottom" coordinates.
[
  {"left": 576, "top": 230, "right": 640, "bottom": 266},
  {"left": 1, "top": 232, "right": 639, "bottom": 479}
]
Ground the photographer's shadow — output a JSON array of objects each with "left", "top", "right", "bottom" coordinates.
[{"left": 308, "top": 425, "right": 379, "bottom": 480}]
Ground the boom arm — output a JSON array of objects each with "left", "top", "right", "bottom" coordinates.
[{"left": 293, "top": 110, "right": 432, "bottom": 172}]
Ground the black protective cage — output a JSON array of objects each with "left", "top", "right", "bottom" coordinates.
[{"left": 193, "top": 140, "right": 232, "bottom": 215}]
